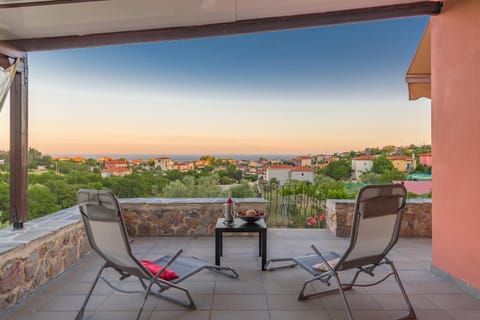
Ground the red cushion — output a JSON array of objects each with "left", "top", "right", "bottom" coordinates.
[{"left": 140, "top": 260, "right": 179, "bottom": 281}]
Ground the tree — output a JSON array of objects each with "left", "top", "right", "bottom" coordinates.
[
  {"left": 28, "top": 184, "right": 60, "bottom": 219},
  {"left": 323, "top": 159, "right": 351, "bottom": 181},
  {"left": 380, "top": 169, "right": 406, "bottom": 183},
  {"left": 0, "top": 183, "right": 9, "bottom": 223},
  {"left": 229, "top": 181, "right": 256, "bottom": 198},
  {"left": 360, "top": 172, "right": 383, "bottom": 184},
  {"left": 371, "top": 156, "right": 394, "bottom": 174},
  {"left": 44, "top": 180, "right": 78, "bottom": 208},
  {"left": 312, "top": 174, "right": 347, "bottom": 199},
  {"left": 360, "top": 168, "right": 405, "bottom": 184}
]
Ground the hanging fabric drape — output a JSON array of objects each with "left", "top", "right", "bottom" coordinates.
[{"left": 0, "top": 58, "right": 20, "bottom": 114}]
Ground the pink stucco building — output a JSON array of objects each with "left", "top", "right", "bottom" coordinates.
[{"left": 419, "top": 153, "right": 432, "bottom": 167}]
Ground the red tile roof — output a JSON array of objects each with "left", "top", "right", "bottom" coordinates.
[
  {"left": 388, "top": 156, "right": 415, "bottom": 161},
  {"left": 269, "top": 164, "right": 293, "bottom": 169},
  {"left": 352, "top": 155, "right": 376, "bottom": 161},
  {"left": 290, "top": 166, "right": 314, "bottom": 172},
  {"left": 102, "top": 167, "right": 130, "bottom": 173}
]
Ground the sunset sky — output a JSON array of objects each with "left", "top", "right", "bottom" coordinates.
[{"left": 0, "top": 16, "right": 431, "bottom": 156}]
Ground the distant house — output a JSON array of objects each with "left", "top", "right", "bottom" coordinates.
[
  {"left": 292, "top": 156, "right": 312, "bottom": 167},
  {"left": 266, "top": 164, "right": 315, "bottom": 184},
  {"left": 289, "top": 166, "right": 314, "bottom": 183},
  {"left": 388, "top": 156, "right": 416, "bottom": 173},
  {"left": 154, "top": 157, "right": 173, "bottom": 171},
  {"left": 97, "top": 157, "right": 113, "bottom": 162},
  {"left": 101, "top": 167, "right": 131, "bottom": 178},
  {"left": 266, "top": 164, "right": 293, "bottom": 185},
  {"left": 194, "top": 160, "right": 208, "bottom": 169},
  {"left": 105, "top": 160, "right": 128, "bottom": 168},
  {"left": 72, "top": 156, "right": 86, "bottom": 163},
  {"left": 172, "top": 161, "right": 194, "bottom": 172},
  {"left": 0, "top": 159, "right": 4, "bottom": 165},
  {"left": 351, "top": 155, "right": 376, "bottom": 180},
  {"left": 130, "top": 159, "right": 142, "bottom": 166},
  {"left": 419, "top": 153, "right": 432, "bottom": 167}
]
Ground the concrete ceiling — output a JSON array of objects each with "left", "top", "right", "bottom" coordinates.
[{"left": 0, "top": 0, "right": 441, "bottom": 52}]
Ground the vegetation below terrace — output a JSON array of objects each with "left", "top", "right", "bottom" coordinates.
[{"left": 0, "top": 145, "right": 431, "bottom": 228}]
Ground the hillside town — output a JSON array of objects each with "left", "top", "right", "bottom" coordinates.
[{"left": 16, "top": 144, "right": 431, "bottom": 195}]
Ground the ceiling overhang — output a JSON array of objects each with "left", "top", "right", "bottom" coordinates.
[{"left": 0, "top": 0, "right": 442, "bottom": 53}]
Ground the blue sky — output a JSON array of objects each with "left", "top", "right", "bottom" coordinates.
[{"left": 0, "top": 16, "right": 431, "bottom": 155}]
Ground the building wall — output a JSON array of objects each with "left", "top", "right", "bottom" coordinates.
[
  {"left": 431, "top": 0, "right": 480, "bottom": 290},
  {"left": 351, "top": 160, "right": 373, "bottom": 179},
  {"left": 419, "top": 154, "right": 432, "bottom": 167},
  {"left": 266, "top": 169, "right": 290, "bottom": 185},
  {"left": 390, "top": 159, "right": 415, "bottom": 173},
  {"left": 289, "top": 171, "right": 314, "bottom": 183}
]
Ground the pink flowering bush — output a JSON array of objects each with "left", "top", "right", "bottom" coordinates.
[{"left": 306, "top": 214, "right": 326, "bottom": 228}]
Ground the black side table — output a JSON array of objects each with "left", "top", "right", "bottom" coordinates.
[{"left": 215, "top": 218, "right": 268, "bottom": 270}]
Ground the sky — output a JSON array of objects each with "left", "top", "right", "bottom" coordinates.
[{"left": 0, "top": 17, "right": 431, "bottom": 156}]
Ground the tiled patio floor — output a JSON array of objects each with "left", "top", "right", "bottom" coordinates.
[{"left": 1, "top": 229, "right": 479, "bottom": 320}]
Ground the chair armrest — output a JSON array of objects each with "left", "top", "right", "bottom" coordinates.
[{"left": 154, "top": 249, "right": 183, "bottom": 278}]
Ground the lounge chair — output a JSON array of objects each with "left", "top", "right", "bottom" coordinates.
[
  {"left": 76, "top": 189, "right": 238, "bottom": 320},
  {"left": 265, "top": 184, "right": 415, "bottom": 320}
]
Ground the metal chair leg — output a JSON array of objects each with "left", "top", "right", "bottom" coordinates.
[
  {"left": 75, "top": 264, "right": 107, "bottom": 320},
  {"left": 334, "top": 272, "right": 354, "bottom": 320},
  {"left": 297, "top": 272, "right": 353, "bottom": 301},
  {"left": 387, "top": 260, "right": 417, "bottom": 320}
]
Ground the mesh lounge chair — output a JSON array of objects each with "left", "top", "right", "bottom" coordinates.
[
  {"left": 265, "top": 184, "right": 415, "bottom": 320},
  {"left": 76, "top": 189, "right": 239, "bottom": 320}
]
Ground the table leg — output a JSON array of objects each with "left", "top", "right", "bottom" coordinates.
[
  {"left": 258, "top": 231, "right": 262, "bottom": 257},
  {"left": 261, "top": 230, "right": 267, "bottom": 270},
  {"left": 215, "top": 230, "right": 221, "bottom": 266},
  {"left": 220, "top": 232, "right": 223, "bottom": 256}
]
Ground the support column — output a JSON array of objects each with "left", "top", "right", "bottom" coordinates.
[{"left": 9, "top": 56, "right": 28, "bottom": 229}]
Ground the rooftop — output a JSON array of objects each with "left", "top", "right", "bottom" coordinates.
[{"left": 1, "top": 229, "right": 479, "bottom": 320}]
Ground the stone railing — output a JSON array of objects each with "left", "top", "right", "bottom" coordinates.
[
  {"left": 326, "top": 198, "right": 432, "bottom": 237},
  {"left": 0, "top": 207, "right": 89, "bottom": 310},
  {"left": 122, "top": 198, "right": 267, "bottom": 236}
]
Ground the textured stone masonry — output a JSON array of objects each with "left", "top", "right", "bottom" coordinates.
[
  {"left": 0, "top": 218, "right": 89, "bottom": 309},
  {"left": 326, "top": 198, "right": 432, "bottom": 237},
  {"left": 121, "top": 198, "right": 267, "bottom": 236}
]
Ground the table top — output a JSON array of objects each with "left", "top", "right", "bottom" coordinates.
[{"left": 215, "top": 218, "right": 267, "bottom": 231}]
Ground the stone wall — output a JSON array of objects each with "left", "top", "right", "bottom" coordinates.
[
  {"left": 326, "top": 198, "right": 432, "bottom": 237},
  {"left": 122, "top": 198, "right": 267, "bottom": 236},
  {"left": 0, "top": 207, "right": 89, "bottom": 310}
]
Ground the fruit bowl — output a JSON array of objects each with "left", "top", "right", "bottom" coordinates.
[{"left": 236, "top": 209, "right": 266, "bottom": 224}]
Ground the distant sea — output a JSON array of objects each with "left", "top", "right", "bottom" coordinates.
[{"left": 50, "top": 154, "right": 298, "bottom": 162}]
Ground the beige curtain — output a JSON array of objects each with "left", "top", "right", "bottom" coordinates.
[
  {"left": 0, "top": 58, "right": 19, "bottom": 114},
  {"left": 406, "top": 22, "right": 431, "bottom": 100}
]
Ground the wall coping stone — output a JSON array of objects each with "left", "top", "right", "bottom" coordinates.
[
  {"left": 120, "top": 198, "right": 267, "bottom": 204},
  {"left": 326, "top": 198, "right": 431, "bottom": 204},
  {"left": 0, "top": 197, "right": 267, "bottom": 255}
]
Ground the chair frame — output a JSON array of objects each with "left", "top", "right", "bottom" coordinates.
[
  {"left": 265, "top": 184, "right": 416, "bottom": 320},
  {"left": 76, "top": 189, "right": 239, "bottom": 320}
]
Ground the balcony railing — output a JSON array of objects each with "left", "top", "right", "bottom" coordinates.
[{"left": 259, "top": 182, "right": 327, "bottom": 228}]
